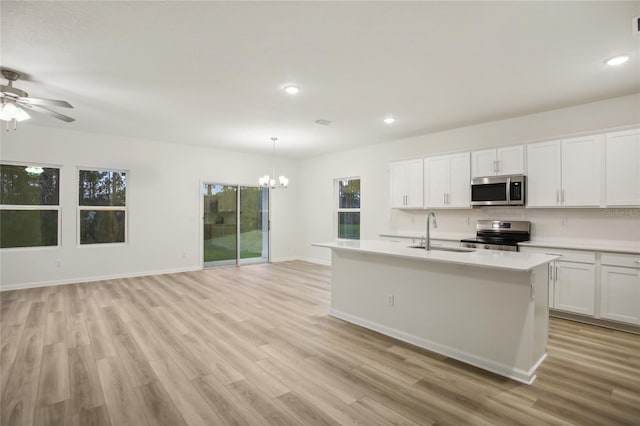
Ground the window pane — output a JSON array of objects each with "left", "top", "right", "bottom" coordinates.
[
  {"left": 80, "top": 210, "right": 125, "bottom": 244},
  {"left": 79, "top": 170, "right": 127, "bottom": 206},
  {"left": 0, "top": 164, "right": 60, "bottom": 205},
  {"left": 0, "top": 210, "right": 58, "bottom": 248},
  {"left": 339, "top": 179, "right": 360, "bottom": 209},
  {"left": 338, "top": 212, "right": 360, "bottom": 240}
]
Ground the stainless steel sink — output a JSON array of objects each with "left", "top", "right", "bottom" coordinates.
[{"left": 408, "top": 245, "right": 475, "bottom": 253}]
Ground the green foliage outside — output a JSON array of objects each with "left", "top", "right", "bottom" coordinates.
[
  {"left": 0, "top": 210, "right": 58, "bottom": 248},
  {"left": 204, "top": 229, "right": 264, "bottom": 262},
  {"left": 339, "top": 224, "right": 360, "bottom": 240}
]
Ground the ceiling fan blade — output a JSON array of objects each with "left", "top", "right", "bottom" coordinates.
[
  {"left": 19, "top": 103, "right": 75, "bottom": 122},
  {"left": 18, "top": 97, "right": 73, "bottom": 108}
]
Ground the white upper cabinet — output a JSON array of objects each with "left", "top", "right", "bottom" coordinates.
[
  {"left": 390, "top": 159, "right": 423, "bottom": 209},
  {"left": 471, "top": 145, "right": 524, "bottom": 178},
  {"left": 561, "top": 135, "right": 603, "bottom": 207},
  {"left": 424, "top": 152, "right": 470, "bottom": 208},
  {"left": 605, "top": 129, "right": 640, "bottom": 207},
  {"left": 526, "top": 140, "right": 562, "bottom": 207},
  {"left": 526, "top": 135, "right": 603, "bottom": 207}
]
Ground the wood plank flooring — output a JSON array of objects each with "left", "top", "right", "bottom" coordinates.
[{"left": 1, "top": 261, "right": 639, "bottom": 425}]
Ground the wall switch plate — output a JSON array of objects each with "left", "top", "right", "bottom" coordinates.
[{"left": 387, "top": 294, "right": 394, "bottom": 306}]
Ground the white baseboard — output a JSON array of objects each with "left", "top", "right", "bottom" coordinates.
[
  {"left": 329, "top": 308, "right": 542, "bottom": 385},
  {"left": 270, "top": 256, "right": 301, "bottom": 263},
  {"left": 301, "top": 257, "right": 331, "bottom": 266},
  {"left": 0, "top": 266, "right": 202, "bottom": 291}
]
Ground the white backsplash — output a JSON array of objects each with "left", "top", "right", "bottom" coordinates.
[{"left": 390, "top": 207, "right": 640, "bottom": 245}]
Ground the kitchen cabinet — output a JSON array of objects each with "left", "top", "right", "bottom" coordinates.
[
  {"left": 520, "top": 247, "right": 596, "bottom": 315},
  {"left": 526, "top": 135, "right": 603, "bottom": 207},
  {"left": 471, "top": 145, "right": 524, "bottom": 178},
  {"left": 424, "top": 152, "right": 470, "bottom": 208},
  {"left": 605, "top": 129, "right": 640, "bottom": 207},
  {"left": 600, "top": 253, "right": 640, "bottom": 325},
  {"left": 553, "top": 261, "right": 596, "bottom": 316},
  {"left": 390, "top": 159, "right": 423, "bottom": 208}
]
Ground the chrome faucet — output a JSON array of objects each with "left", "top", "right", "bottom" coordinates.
[{"left": 425, "top": 211, "right": 438, "bottom": 251}]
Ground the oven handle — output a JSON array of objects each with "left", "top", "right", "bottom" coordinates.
[{"left": 506, "top": 176, "right": 511, "bottom": 204}]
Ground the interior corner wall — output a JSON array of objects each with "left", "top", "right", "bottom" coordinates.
[
  {"left": 298, "top": 93, "right": 640, "bottom": 264},
  {"left": 0, "top": 126, "right": 302, "bottom": 289}
]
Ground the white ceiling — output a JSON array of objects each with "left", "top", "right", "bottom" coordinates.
[{"left": 1, "top": 1, "right": 638, "bottom": 157}]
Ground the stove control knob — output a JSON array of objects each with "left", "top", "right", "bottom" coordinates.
[{"left": 485, "top": 245, "right": 490, "bottom": 249}]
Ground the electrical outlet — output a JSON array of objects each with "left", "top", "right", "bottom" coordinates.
[{"left": 387, "top": 294, "right": 394, "bottom": 306}]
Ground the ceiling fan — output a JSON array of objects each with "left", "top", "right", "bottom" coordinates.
[{"left": 0, "top": 69, "right": 74, "bottom": 130}]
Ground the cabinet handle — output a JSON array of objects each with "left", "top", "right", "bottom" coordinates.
[
  {"left": 404, "top": 195, "right": 407, "bottom": 205},
  {"left": 555, "top": 265, "right": 558, "bottom": 280},
  {"left": 561, "top": 190, "right": 565, "bottom": 203},
  {"left": 549, "top": 264, "right": 553, "bottom": 281},
  {"left": 443, "top": 193, "right": 446, "bottom": 204},
  {"left": 493, "top": 160, "right": 499, "bottom": 173},
  {"left": 634, "top": 260, "right": 640, "bottom": 264},
  {"left": 556, "top": 189, "right": 560, "bottom": 203}
]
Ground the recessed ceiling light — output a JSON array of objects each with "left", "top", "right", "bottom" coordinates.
[
  {"left": 605, "top": 55, "right": 630, "bottom": 66},
  {"left": 283, "top": 85, "right": 300, "bottom": 95},
  {"left": 384, "top": 117, "right": 396, "bottom": 124}
]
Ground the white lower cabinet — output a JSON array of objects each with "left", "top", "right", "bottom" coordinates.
[
  {"left": 600, "top": 253, "right": 640, "bottom": 325},
  {"left": 521, "top": 247, "right": 596, "bottom": 316},
  {"left": 554, "top": 261, "right": 595, "bottom": 316}
]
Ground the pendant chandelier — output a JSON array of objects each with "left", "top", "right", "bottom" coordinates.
[{"left": 259, "top": 137, "right": 288, "bottom": 189}]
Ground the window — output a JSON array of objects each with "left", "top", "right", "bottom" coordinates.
[
  {"left": 78, "top": 169, "right": 127, "bottom": 245},
  {"left": 336, "top": 177, "right": 360, "bottom": 240},
  {"left": 0, "top": 163, "right": 60, "bottom": 248}
]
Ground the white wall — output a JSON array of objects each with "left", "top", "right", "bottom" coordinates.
[
  {"left": 0, "top": 125, "right": 301, "bottom": 289},
  {"left": 2, "top": 93, "right": 639, "bottom": 287},
  {"left": 300, "top": 94, "right": 640, "bottom": 264}
]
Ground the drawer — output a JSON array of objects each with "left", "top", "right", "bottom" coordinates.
[
  {"left": 520, "top": 246, "right": 595, "bottom": 264},
  {"left": 601, "top": 252, "right": 640, "bottom": 268}
]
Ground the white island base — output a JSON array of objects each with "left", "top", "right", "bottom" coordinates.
[{"left": 327, "top": 248, "right": 550, "bottom": 384}]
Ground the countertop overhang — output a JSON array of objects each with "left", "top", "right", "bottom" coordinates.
[{"left": 313, "top": 240, "right": 558, "bottom": 271}]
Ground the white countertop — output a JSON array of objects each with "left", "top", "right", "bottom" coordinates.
[
  {"left": 313, "top": 240, "right": 557, "bottom": 272},
  {"left": 378, "top": 231, "right": 473, "bottom": 241},
  {"left": 379, "top": 231, "right": 639, "bottom": 255},
  {"left": 520, "top": 239, "right": 640, "bottom": 255}
]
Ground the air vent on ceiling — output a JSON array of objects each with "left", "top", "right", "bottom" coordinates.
[
  {"left": 315, "top": 119, "right": 331, "bottom": 125},
  {"left": 635, "top": 16, "right": 640, "bottom": 34}
]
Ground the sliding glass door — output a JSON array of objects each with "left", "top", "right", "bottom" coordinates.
[{"left": 203, "top": 183, "right": 268, "bottom": 267}]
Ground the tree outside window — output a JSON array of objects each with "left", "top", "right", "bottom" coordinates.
[
  {"left": 336, "top": 178, "right": 360, "bottom": 240},
  {"left": 78, "top": 169, "right": 127, "bottom": 244},
  {"left": 0, "top": 164, "right": 60, "bottom": 249}
]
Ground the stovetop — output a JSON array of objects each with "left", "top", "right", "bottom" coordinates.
[{"left": 460, "top": 237, "right": 520, "bottom": 246}]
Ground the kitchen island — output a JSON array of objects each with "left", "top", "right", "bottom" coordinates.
[{"left": 313, "top": 240, "right": 558, "bottom": 384}]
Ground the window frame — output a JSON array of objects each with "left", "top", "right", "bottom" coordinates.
[
  {"left": 77, "top": 167, "right": 129, "bottom": 247},
  {"left": 335, "top": 176, "right": 361, "bottom": 241},
  {"left": 0, "top": 161, "right": 62, "bottom": 251}
]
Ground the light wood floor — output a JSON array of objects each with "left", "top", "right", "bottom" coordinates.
[{"left": 1, "top": 261, "right": 639, "bottom": 426}]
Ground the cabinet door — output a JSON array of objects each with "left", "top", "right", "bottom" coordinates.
[
  {"left": 561, "top": 135, "right": 603, "bottom": 207},
  {"left": 471, "top": 149, "right": 497, "bottom": 178},
  {"left": 600, "top": 266, "right": 640, "bottom": 324},
  {"left": 405, "top": 159, "right": 424, "bottom": 208},
  {"left": 448, "top": 152, "right": 471, "bottom": 207},
  {"left": 606, "top": 129, "right": 640, "bottom": 207},
  {"left": 497, "top": 145, "right": 524, "bottom": 176},
  {"left": 390, "top": 161, "right": 408, "bottom": 208},
  {"left": 554, "top": 261, "right": 595, "bottom": 316},
  {"left": 424, "top": 156, "right": 449, "bottom": 208},
  {"left": 526, "top": 140, "right": 562, "bottom": 207}
]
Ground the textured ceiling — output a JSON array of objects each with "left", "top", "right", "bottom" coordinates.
[{"left": 1, "top": 1, "right": 638, "bottom": 157}]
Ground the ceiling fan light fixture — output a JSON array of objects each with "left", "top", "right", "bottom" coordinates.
[{"left": 0, "top": 102, "right": 30, "bottom": 122}]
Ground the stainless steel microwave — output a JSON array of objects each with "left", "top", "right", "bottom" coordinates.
[{"left": 470, "top": 175, "right": 525, "bottom": 206}]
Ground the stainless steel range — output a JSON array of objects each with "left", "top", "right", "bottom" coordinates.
[{"left": 461, "top": 220, "right": 530, "bottom": 252}]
